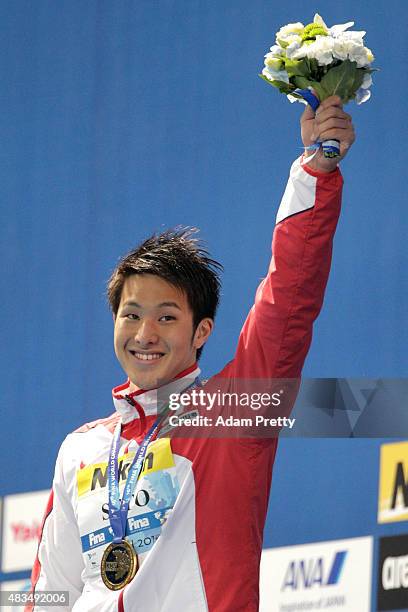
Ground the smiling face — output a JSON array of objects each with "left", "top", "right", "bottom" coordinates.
[{"left": 114, "top": 274, "right": 213, "bottom": 391}]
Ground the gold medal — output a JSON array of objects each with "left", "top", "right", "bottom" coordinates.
[{"left": 101, "top": 540, "right": 138, "bottom": 590}]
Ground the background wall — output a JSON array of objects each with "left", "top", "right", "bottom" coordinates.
[{"left": 1, "top": 1, "right": 407, "bottom": 608}]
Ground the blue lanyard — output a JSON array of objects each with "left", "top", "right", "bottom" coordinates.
[
  {"left": 108, "top": 376, "right": 202, "bottom": 543},
  {"left": 108, "top": 414, "right": 163, "bottom": 543}
]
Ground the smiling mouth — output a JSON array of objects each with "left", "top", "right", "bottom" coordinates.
[{"left": 129, "top": 351, "right": 165, "bottom": 362}]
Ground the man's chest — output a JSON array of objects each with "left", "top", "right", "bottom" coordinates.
[{"left": 70, "top": 434, "right": 191, "bottom": 579}]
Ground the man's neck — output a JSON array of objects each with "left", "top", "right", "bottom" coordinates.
[{"left": 127, "top": 363, "right": 199, "bottom": 395}]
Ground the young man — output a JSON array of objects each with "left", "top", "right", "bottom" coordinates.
[{"left": 28, "top": 97, "right": 355, "bottom": 611}]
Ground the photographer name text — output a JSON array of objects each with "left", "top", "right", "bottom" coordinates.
[{"left": 168, "top": 413, "right": 296, "bottom": 429}]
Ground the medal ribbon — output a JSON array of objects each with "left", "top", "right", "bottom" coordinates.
[
  {"left": 108, "top": 413, "right": 164, "bottom": 543},
  {"left": 107, "top": 376, "right": 201, "bottom": 544}
]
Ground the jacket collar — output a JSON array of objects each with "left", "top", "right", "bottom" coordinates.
[{"left": 112, "top": 363, "right": 200, "bottom": 424}]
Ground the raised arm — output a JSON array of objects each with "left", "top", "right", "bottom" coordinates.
[{"left": 220, "top": 96, "right": 355, "bottom": 380}]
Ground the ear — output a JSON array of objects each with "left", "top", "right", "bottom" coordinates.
[{"left": 192, "top": 318, "right": 214, "bottom": 349}]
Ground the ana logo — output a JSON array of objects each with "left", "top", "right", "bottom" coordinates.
[
  {"left": 378, "top": 441, "right": 408, "bottom": 523},
  {"left": 282, "top": 551, "right": 347, "bottom": 591}
]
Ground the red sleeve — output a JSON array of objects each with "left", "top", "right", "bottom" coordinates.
[
  {"left": 190, "top": 158, "right": 344, "bottom": 611},
  {"left": 220, "top": 157, "right": 343, "bottom": 380}
]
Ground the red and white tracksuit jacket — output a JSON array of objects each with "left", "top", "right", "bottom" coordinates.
[{"left": 28, "top": 157, "right": 343, "bottom": 611}]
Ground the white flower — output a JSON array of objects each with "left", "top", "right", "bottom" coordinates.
[
  {"left": 264, "top": 52, "right": 284, "bottom": 71},
  {"left": 285, "top": 35, "right": 303, "bottom": 59},
  {"left": 262, "top": 66, "right": 290, "bottom": 84},
  {"left": 286, "top": 44, "right": 307, "bottom": 60},
  {"left": 332, "top": 38, "right": 362, "bottom": 61},
  {"left": 348, "top": 43, "right": 372, "bottom": 68},
  {"left": 329, "top": 21, "right": 355, "bottom": 38},
  {"left": 354, "top": 71, "right": 372, "bottom": 104},
  {"left": 276, "top": 22, "right": 304, "bottom": 44},
  {"left": 332, "top": 38, "right": 371, "bottom": 67},
  {"left": 287, "top": 94, "right": 307, "bottom": 105},
  {"left": 314, "top": 13, "right": 357, "bottom": 38},
  {"left": 332, "top": 39, "right": 350, "bottom": 61},
  {"left": 269, "top": 44, "right": 284, "bottom": 56},
  {"left": 355, "top": 87, "right": 371, "bottom": 104},
  {"left": 361, "top": 72, "right": 372, "bottom": 89},
  {"left": 282, "top": 33, "right": 302, "bottom": 47},
  {"left": 365, "top": 47, "right": 375, "bottom": 64},
  {"left": 337, "top": 31, "right": 366, "bottom": 45},
  {"left": 304, "top": 35, "right": 335, "bottom": 65},
  {"left": 260, "top": 15, "right": 375, "bottom": 106},
  {"left": 313, "top": 14, "right": 328, "bottom": 30}
]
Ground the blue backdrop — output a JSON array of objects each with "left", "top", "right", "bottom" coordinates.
[{"left": 1, "top": 1, "right": 407, "bottom": 605}]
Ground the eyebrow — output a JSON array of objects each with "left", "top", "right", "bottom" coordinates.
[{"left": 122, "top": 301, "right": 182, "bottom": 311}]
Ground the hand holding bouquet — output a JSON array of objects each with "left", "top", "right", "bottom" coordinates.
[{"left": 260, "top": 14, "right": 376, "bottom": 158}]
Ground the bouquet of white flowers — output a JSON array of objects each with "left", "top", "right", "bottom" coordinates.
[{"left": 260, "top": 14, "right": 376, "bottom": 157}]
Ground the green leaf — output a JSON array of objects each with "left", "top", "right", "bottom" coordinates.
[
  {"left": 291, "top": 75, "right": 314, "bottom": 89},
  {"left": 305, "top": 58, "right": 320, "bottom": 80},
  {"left": 319, "top": 59, "right": 359, "bottom": 102},
  {"left": 273, "top": 80, "right": 295, "bottom": 95},
  {"left": 286, "top": 92, "right": 305, "bottom": 101},
  {"left": 259, "top": 73, "right": 277, "bottom": 88},
  {"left": 283, "top": 59, "right": 309, "bottom": 77},
  {"left": 276, "top": 38, "right": 288, "bottom": 49},
  {"left": 258, "top": 74, "right": 294, "bottom": 94},
  {"left": 292, "top": 76, "right": 327, "bottom": 102},
  {"left": 350, "top": 69, "right": 364, "bottom": 97}
]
